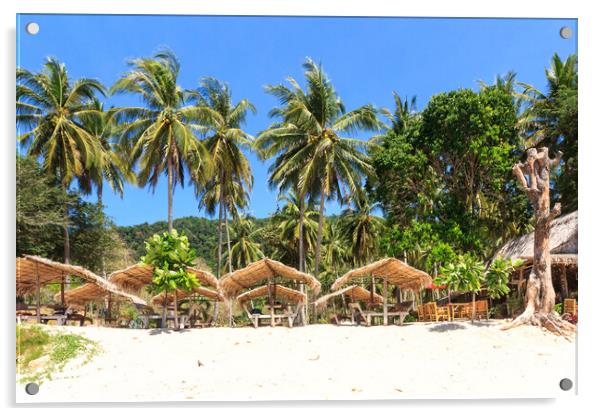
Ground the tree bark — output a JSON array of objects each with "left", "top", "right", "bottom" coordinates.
[
  {"left": 214, "top": 194, "right": 224, "bottom": 324},
  {"left": 503, "top": 148, "right": 574, "bottom": 336}
]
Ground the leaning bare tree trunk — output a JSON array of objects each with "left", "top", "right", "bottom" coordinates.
[{"left": 503, "top": 147, "right": 574, "bottom": 336}]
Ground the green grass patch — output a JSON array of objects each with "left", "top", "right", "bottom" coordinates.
[{"left": 16, "top": 324, "right": 100, "bottom": 384}]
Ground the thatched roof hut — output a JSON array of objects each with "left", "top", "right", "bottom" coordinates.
[
  {"left": 495, "top": 210, "right": 578, "bottom": 265},
  {"left": 56, "top": 283, "right": 147, "bottom": 307},
  {"left": 219, "top": 258, "right": 321, "bottom": 299},
  {"left": 17, "top": 255, "right": 116, "bottom": 296},
  {"left": 331, "top": 258, "right": 432, "bottom": 291},
  {"left": 314, "top": 285, "right": 384, "bottom": 310},
  {"left": 109, "top": 263, "right": 219, "bottom": 292},
  {"left": 151, "top": 287, "right": 224, "bottom": 306},
  {"left": 236, "top": 284, "right": 306, "bottom": 307}
]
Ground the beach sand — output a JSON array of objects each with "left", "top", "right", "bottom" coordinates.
[{"left": 16, "top": 321, "right": 576, "bottom": 402}]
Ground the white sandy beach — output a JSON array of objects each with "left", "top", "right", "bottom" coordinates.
[{"left": 16, "top": 321, "right": 576, "bottom": 402}]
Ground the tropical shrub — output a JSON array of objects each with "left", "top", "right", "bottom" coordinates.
[{"left": 141, "top": 229, "right": 200, "bottom": 328}]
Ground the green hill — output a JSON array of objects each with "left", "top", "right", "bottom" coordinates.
[{"left": 117, "top": 216, "right": 268, "bottom": 271}]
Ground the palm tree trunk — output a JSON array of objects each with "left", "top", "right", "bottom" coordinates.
[
  {"left": 63, "top": 185, "right": 71, "bottom": 291},
  {"left": 298, "top": 194, "right": 307, "bottom": 323},
  {"left": 167, "top": 155, "right": 174, "bottom": 232},
  {"left": 97, "top": 184, "right": 107, "bottom": 278},
  {"left": 173, "top": 292, "right": 179, "bottom": 330},
  {"left": 314, "top": 188, "right": 326, "bottom": 278},
  {"left": 214, "top": 198, "right": 224, "bottom": 323},
  {"left": 471, "top": 292, "right": 476, "bottom": 323},
  {"left": 312, "top": 188, "right": 327, "bottom": 324},
  {"left": 225, "top": 209, "right": 233, "bottom": 275},
  {"left": 298, "top": 195, "right": 305, "bottom": 272},
  {"left": 162, "top": 288, "right": 167, "bottom": 329}
]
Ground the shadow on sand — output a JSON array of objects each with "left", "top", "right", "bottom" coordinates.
[
  {"left": 148, "top": 328, "right": 192, "bottom": 335},
  {"left": 428, "top": 323, "right": 466, "bottom": 332}
]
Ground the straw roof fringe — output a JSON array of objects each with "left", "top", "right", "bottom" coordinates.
[
  {"left": 495, "top": 211, "right": 578, "bottom": 261},
  {"left": 55, "top": 283, "right": 147, "bottom": 307},
  {"left": 516, "top": 253, "right": 578, "bottom": 268},
  {"left": 109, "top": 263, "right": 219, "bottom": 292},
  {"left": 17, "top": 255, "right": 115, "bottom": 296},
  {"left": 151, "top": 287, "right": 224, "bottom": 306},
  {"left": 236, "top": 284, "right": 306, "bottom": 306},
  {"left": 331, "top": 258, "right": 432, "bottom": 291},
  {"left": 314, "top": 285, "right": 384, "bottom": 310},
  {"left": 220, "top": 258, "right": 321, "bottom": 298}
]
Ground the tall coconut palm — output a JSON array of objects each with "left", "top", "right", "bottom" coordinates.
[
  {"left": 110, "top": 49, "right": 211, "bottom": 232},
  {"left": 340, "top": 195, "right": 385, "bottom": 267},
  {"left": 16, "top": 57, "right": 105, "bottom": 280},
  {"left": 189, "top": 77, "right": 255, "bottom": 277},
  {"left": 257, "top": 58, "right": 382, "bottom": 282}
]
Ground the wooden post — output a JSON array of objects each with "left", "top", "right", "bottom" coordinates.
[
  {"left": 383, "top": 278, "right": 388, "bottom": 326},
  {"left": 107, "top": 293, "right": 112, "bottom": 322},
  {"left": 268, "top": 282, "right": 275, "bottom": 327},
  {"left": 35, "top": 263, "right": 41, "bottom": 323},
  {"left": 60, "top": 273, "right": 65, "bottom": 305}
]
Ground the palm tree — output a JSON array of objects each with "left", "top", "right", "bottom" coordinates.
[
  {"left": 322, "top": 220, "right": 348, "bottom": 277},
  {"left": 516, "top": 53, "right": 578, "bottom": 148},
  {"left": 257, "top": 58, "right": 382, "bottom": 282},
  {"left": 272, "top": 192, "right": 319, "bottom": 266},
  {"left": 375, "top": 92, "right": 418, "bottom": 140},
  {"left": 77, "top": 98, "right": 132, "bottom": 207},
  {"left": 16, "top": 57, "right": 105, "bottom": 278},
  {"left": 189, "top": 77, "right": 255, "bottom": 277},
  {"left": 228, "top": 217, "right": 264, "bottom": 270},
  {"left": 340, "top": 194, "right": 385, "bottom": 267},
  {"left": 110, "top": 49, "right": 211, "bottom": 232}
]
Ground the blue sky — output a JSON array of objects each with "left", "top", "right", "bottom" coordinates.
[{"left": 16, "top": 15, "right": 577, "bottom": 226}]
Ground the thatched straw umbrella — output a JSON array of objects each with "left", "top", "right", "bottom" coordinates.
[
  {"left": 150, "top": 286, "right": 224, "bottom": 306},
  {"left": 219, "top": 258, "right": 321, "bottom": 298},
  {"left": 55, "top": 283, "right": 147, "bottom": 308},
  {"left": 236, "top": 284, "right": 306, "bottom": 327},
  {"left": 314, "top": 285, "right": 384, "bottom": 311},
  {"left": 109, "top": 263, "right": 219, "bottom": 328},
  {"left": 219, "top": 258, "right": 320, "bottom": 326},
  {"left": 237, "top": 284, "right": 306, "bottom": 306},
  {"left": 331, "top": 258, "right": 432, "bottom": 325},
  {"left": 17, "top": 255, "right": 130, "bottom": 322},
  {"left": 109, "top": 263, "right": 219, "bottom": 292}
]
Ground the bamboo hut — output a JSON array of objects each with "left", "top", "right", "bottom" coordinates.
[
  {"left": 331, "top": 258, "right": 432, "bottom": 326},
  {"left": 495, "top": 210, "right": 578, "bottom": 300},
  {"left": 236, "top": 284, "right": 306, "bottom": 328},
  {"left": 16, "top": 255, "right": 146, "bottom": 323},
  {"left": 219, "top": 258, "right": 321, "bottom": 299}
]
